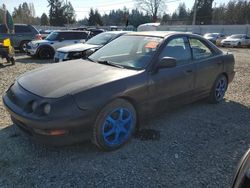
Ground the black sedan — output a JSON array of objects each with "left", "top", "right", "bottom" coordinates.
[{"left": 2, "top": 31, "right": 235, "bottom": 151}]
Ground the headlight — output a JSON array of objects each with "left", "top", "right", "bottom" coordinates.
[
  {"left": 43, "top": 103, "right": 51, "bottom": 115},
  {"left": 68, "top": 51, "right": 84, "bottom": 59},
  {"left": 32, "top": 43, "right": 39, "bottom": 48},
  {"left": 31, "top": 101, "right": 38, "bottom": 111}
]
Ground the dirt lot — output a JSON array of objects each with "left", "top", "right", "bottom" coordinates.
[{"left": 0, "top": 49, "right": 249, "bottom": 188}]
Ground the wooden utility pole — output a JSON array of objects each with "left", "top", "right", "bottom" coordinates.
[{"left": 192, "top": 0, "right": 198, "bottom": 25}]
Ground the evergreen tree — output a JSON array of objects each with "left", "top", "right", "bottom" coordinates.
[{"left": 41, "top": 13, "right": 49, "bottom": 25}]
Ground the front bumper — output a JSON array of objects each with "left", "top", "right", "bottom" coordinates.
[
  {"left": 221, "top": 42, "right": 238, "bottom": 47},
  {"left": 26, "top": 45, "right": 38, "bottom": 56},
  {"left": 11, "top": 116, "right": 92, "bottom": 146},
  {"left": 54, "top": 51, "right": 69, "bottom": 62},
  {"left": 2, "top": 83, "right": 95, "bottom": 146}
]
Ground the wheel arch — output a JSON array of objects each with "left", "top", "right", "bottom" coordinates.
[
  {"left": 37, "top": 44, "right": 55, "bottom": 55},
  {"left": 118, "top": 96, "right": 141, "bottom": 130}
]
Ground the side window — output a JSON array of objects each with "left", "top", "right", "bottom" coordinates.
[
  {"left": 15, "top": 25, "right": 31, "bottom": 33},
  {"left": 189, "top": 38, "right": 213, "bottom": 60},
  {"left": 159, "top": 37, "right": 191, "bottom": 65},
  {"left": 0, "top": 25, "right": 8, "bottom": 33}
]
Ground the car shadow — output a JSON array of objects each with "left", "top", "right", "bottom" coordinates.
[
  {"left": 0, "top": 99, "right": 249, "bottom": 187},
  {"left": 16, "top": 55, "right": 54, "bottom": 64}
]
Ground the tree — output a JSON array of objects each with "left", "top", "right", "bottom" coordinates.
[
  {"left": 12, "top": 2, "right": 38, "bottom": 24},
  {"left": 64, "top": 1, "right": 76, "bottom": 24},
  {"left": 88, "top": 8, "right": 103, "bottom": 26},
  {"left": 88, "top": 8, "right": 95, "bottom": 26},
  {"left": 192, "top": 0, "right": 214, "bottom": 25},
  {"left": 135, "top": 0, "right": 165, "bottom": 22},
  {"left": 48, "top": 0, "right": 65, "bottom": 26},
  {"left": 41, "top": 13, "right": 49, "bottom": 25},
  {"left": 0, "top": 4, "right": 5, "bottom": 23}
]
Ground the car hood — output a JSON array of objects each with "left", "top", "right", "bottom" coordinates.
[
  {"left": 204, "top": 37, "right": 216, "bottom": 40},
  {"left": 222, "top": 38, "right": 241, "bottom": 42},
  {"left": 57, "top": 43, "right": 101, "bottom": 53},
  {"left": 17, "top": 59, "right": 142, "bottom": 98},
  {"left": 30, "top": 40, "right": 50, "bottom": 45}
]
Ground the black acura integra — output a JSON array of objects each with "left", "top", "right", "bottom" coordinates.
[{"left": 3, "top": 32, "right": 235, "bottom": 151}]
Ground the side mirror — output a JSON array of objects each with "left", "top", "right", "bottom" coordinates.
[{"left": 158, "top": 57, "right": 177, "bottom": 69}]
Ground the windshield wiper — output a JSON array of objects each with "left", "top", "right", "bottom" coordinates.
[{"left": 96, "top": 60, "right": 124, "bottom": 69}]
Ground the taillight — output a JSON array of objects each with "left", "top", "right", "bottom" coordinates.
[{"left": 35, "top": 34, "right": 42, "bottom": 40}]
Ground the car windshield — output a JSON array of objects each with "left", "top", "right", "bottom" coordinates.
[
  {"left": 89, "top": 35, "right": 163, "bottom": 70},
  {"left": 86, "top": 32, "right": 116, "bottom": 45},
  {"left": 45, "top": 32, "right": 58, "bottom": 41},
  {"left": 229, "top": 35, "right": 245, "bottom": 39}
]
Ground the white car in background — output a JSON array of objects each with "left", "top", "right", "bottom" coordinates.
[
  {"left": 221, "top": 34, "right": 250, "bottom": 47},
  {"left": 54, "top": 31, "right": 130, "bottom": 62},
  {"left": 26, "top": 30, "right": 89, "bottom": 59}
]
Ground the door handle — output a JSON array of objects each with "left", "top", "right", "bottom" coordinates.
[
  {"left": 217, "top": 61, "right": 223, "bottom": 65},
  {"left": 74, "top": 41, "right": 78, "bottom": 43}
]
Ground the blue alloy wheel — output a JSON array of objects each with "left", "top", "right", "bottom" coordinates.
[
  {"left": 209, "top": 74, "right": 228, "bottom": 103},
  {"left": 93, "top": 99, "right": 136, "bottom": 151},
  {"left": 215, "top": 76, "right": 227, "bottom": 101},
  {"left": 102, "top": 108, "right": 133, "bottom": 146}
]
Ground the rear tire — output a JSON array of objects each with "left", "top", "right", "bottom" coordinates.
[
  {"left": 19, "top": 41, "right": 30, "bottom": 52},
  {"left": 92, "top": 99, "right": 137, "bottom": 151},
  {"left": 237, "top": 42, "right": 241, "bottom": 48},
  {"left": 209, "top": 74, "right": 228, "bottom": 104}
]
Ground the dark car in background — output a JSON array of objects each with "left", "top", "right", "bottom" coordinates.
[
  {"left": 26, "top": 30, "right": 89, "bottom": 59},
  {"left": 3, "top": 31, "right": 235, "bottom": 151},
  {"left": 54, "top": 31, "right": 129, "bottom": 62},
  {"left": 203, "top": 33, "right": 225, "bottom": 44},
  {"left": 0, "top": 24, "right": 40, "bottom": 52}
]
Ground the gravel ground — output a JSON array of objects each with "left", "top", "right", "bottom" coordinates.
[{"left": 0, "top": 49, "right": 249, "bottom": 188}]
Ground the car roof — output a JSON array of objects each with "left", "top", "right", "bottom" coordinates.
[
  {"left": 104, "top": 31, "right": 131, "bottom": 35},
  {"left": 54, "top": 30, "right": 89, "bottom": 33},
  {"left": 126, "top": 31, "right": 198, "bottom": 38}
]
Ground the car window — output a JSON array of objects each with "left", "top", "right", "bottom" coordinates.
[
  {"left": 86, "top": 32, "right": 116, "bottom": 45},
  {"left": 89, "top": 35, "right": 163, "bottom": 70},
  {"left": 15, "top": 25, "right": 32, "bottom": 33},
  {"left": 46, "top": 32, "right": 59, "bottom": 41},
  {"left": 58, "top": 32, "right": 88, "bottom": 40},
  {"left": 189, "top": 38, "right": 213, "bottom": 60},
  {"left": 159, "top": 37, "right": 191, "bottom": 65},
  {"left": 0, "top": 25, "right": 8, "bottom": 33}
]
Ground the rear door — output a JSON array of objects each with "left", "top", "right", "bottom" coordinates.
[
  {"left": 149, "top": 36, "right": 195, "bottom": 107},
  {"left": 189, "top": 37, "right": 224, "bottom": 96}
]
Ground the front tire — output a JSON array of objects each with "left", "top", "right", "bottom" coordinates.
[
  {"left": 92, "top": 99, "right": 137, "bottom": 151},
  {"left": 38, "top": 47, "right": 54, "bottom": 59},
  {"left": 209, "top": 74, "right": 228, "bottom": 104}
]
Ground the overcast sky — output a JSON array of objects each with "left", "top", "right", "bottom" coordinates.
[{"left": 3, "top": 0, "right": 231, "bottom": 20}]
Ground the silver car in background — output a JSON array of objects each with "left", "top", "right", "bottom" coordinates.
[{"left": 221, "top": 34, "right": 250, "bottom": 47}]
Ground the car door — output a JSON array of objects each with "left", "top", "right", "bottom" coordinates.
[
  {"left": 149, "top": 36, "right": 195, "bottom": 108},
  {"left": 12, "top": 25, "right": 32, "bottom": 48},
  {"left": 189, "top": 37, "right": 224, "bottom": 97}
]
